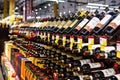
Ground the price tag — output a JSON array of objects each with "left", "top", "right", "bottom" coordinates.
[
  {"left": 88, "top": 36, "right": 94, "bottom": 45},
  {"left": 117, "top": 51, "right": 120, "bottom": 58},
  {"left": 77, "top": 36, "right": 82, "bottom": 49},
  {"left": 52, "top": 34, "right": 55, "bottom": 40},
  {"left": 55, "top": 34, "right": 60, "bottom": 44},
  {"left": 88, "top": 44, "right": 93, "bottom": 50},
  {"left": 100, "top": 45, "right": 105, "bottom": 51},
  {"left": 117, "top": 41, "right": 120, "bottom": 51},
  {"left": 62, "top": 35, "right": 66, "bottom": 47},
  {"left": 48, "top": 33, "right": 50, "bottom": 42},
  {"left": 70, "top": 36, "right": 75, "bottom": 49},
  {"left": 100, "top": 36, "right": 107, "bottom": 46}
]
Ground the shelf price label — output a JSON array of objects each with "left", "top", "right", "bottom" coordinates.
[
  {"left": 77, "top": 36, "right": 82, "bottom": 49},
  {"left": 117, "top": 40, "right": 120, "bottom": 51},
  {"left": 55, "top": 34, "right": 60, "bottom": 44},
  {"left": 70, "top": 36, "right": 75, "bottom": 50},
  {"left": 100, "top": 36, "right": 107, "bottom": 46},
  {"left": 62, "top": 35, "right": 66, "bottom": 47}
]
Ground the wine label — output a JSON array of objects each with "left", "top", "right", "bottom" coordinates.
[
  {"left": 69, "top": 19, "right": 78, "bottom": 28},
  {"left": 79, "top": 59, "right": 91, "bottom": 66},
  {"left": 97, "top": 15, "right": 112, "bottom": 28},
  {"left": 88, "top": 36, "right": 94, "bottom": 45},
  {"left": 70, "top": 36, "right": 75, "bottom": 50},
  {"left": 77, "top": 36, "right": 83, "bottom": 49},
  {"left": 58, "top": 21, "right": 66, "bottom": 28},
  {"left": 117, "top": 51, "right": 120, "bottom": 58},
  {"left": 84, "top": 17, "right": 100, "bottom": 32},
  {"left": 76, "top": 19, "right": 89, "bottom": 30},
  {"left": 63, "top": 20, "right": 72, "bottom": 28},
  {"left": 55, "top": 35, "right": 60, "bottom": 44},
  {"left": 101, "top": 68, "right": 116, "bottom": 77},
  {"left": 100, "top": 36, "right": 107, "bottom": 46},
  {"left": 104, "top": 46, "right": 115, "bottom": 53},
  {"left": 52, "top": 34, "right": 55, "bottom": 40},
  {"left": 62, "top": 36, "right": 66, "bottom": 47},
  {"left": 47, "top": 33, "right": 50, "bottom": 42},
  {"left": 55, "top": 21, "right": 61, "bottom": 27},
  {"left": 89, "top": 62, "right": 102, "bottom": 68},
  {"left": 78, "top": 75, "right": 89, "bottom": 80},
  {"left": 116, "top": 41, "right": 120, "bottom": 51},
  {"left": 114, "top": 74, "right": 120, "bottom": 79},
  {"left": 79, "top": 10, "right": 86, "bottom": 16},
  {"left": 108, "top": 14, "right": 120, "bottom": 29}
]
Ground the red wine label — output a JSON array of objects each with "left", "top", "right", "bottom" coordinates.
[
  {"left": 76, "top": 19, "right": 89, "bottom": 30},
  {"left": 70, "top": 19, "right": 78, "bottom": 28},
  {"left": 108, "top": 14, "right": 120, "bottom": 29},
  {"left": 79, "top": 59, "right": 91, "bottom": 66},
  {"left": 89, "top": 62, "right": 102, "bottom": 68},
  {"left": 101, "top": 68, "right": 116, "bottom": 77},
  {"left": 114, "top": 74, "right": 120, "bottom": 79},
  {"left": 96, "top": 15, "right": 112, "bottom": 28},
  {"left": 84, "top": 17, "right": 100, "bottom": 32}
]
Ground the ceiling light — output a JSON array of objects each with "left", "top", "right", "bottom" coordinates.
[
  {"left": 44, "top": 6, "right": 47, "bottom": 8},
  {"left": 39, "top": 8, "right": 42, "bottom": 10},
  {"left": 48, "top": 4, "right": 51, "bottom": 6}
]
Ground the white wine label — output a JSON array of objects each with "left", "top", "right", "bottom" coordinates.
[
  {"left": 117, "top": 41, "right": 120, "bottom": 51},
  {"left": 89, "top": 62, "right": 101, "bottom": 68},
  {"left": 104, "top": 46, "right": 115, "bottom": 53},
  {"left": 114, "top": 74, "right": 120, "bottom": 79},
  {"left": 58, "top": 21, "right": 66, "bottom": 28},
  {"left": 63, "top": 20, "right": 72, "bottom": 28},
  {"left": 76, "top": 19, "right": 89, "bottom": 30},
  {"left": 70, "top": 19, "right": 78, "bottom": 28},
  {"left": 78, "top": 75, "right": 89, "bottom": 80},
  {"left": 109, "top": 14, "right": 120, "bottom": 29},
  {"left": 82, "top": 43, "right": 89, "bottom": 47},
  {"left": 85, "top": 17, "right": 100, "bottom": 31},
  {"left": 102, "top": 68, "right": 116, "bottom": 77},
  {"left": 91, "top": 44, "right": 100, "bottom": 49},
  {"left": 79, "top": 59, "right": 91, "bottom": 66},
  {"left": 100, "top": 15, "right": 112, "bottom": 25}
]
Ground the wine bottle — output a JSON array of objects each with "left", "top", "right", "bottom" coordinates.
[
  {"left": 80, "top": 16, "right": 101, "bottom": 35},
  {"left": 91, "top": 14, "right": 115, "bottom": 35},
  {"left": 96, "top": 50, "right": 116, "bottom": 59},
  {"left": 71, "top": 59, "right": 94, "bottom": 68},
  {"left": 104, "top": 14, "right": 120, "bottom": 36},
  {"left": 71, "top": 18, "right": 90, "bottom": 35},
  {"left": 92, "top": 68, "right": 119, "bottom": 78},
  {"left": 59, "top": 14, "right": 76, "bottom": 34},
  {"left": 66, "top": 75, "right": 90, "bottom": 80},
  {"left": 105, "top": 74, "right": 120, "bottom": 80},
  {"left": 64, "top": 15, "right": 85, "bottom": 34}
]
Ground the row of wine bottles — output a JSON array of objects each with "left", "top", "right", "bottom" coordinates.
[{"left": 12, "top": 38, "right": 120, "bottom": 80}]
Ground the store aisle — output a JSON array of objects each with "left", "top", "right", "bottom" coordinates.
[{"left": 0, "top": 67, "right": 4, "bottom": 80}]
